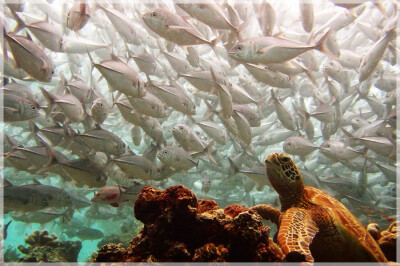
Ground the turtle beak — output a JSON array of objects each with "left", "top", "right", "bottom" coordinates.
[{"left": 265, "top": 153, "right": 278, "bottom": 166}]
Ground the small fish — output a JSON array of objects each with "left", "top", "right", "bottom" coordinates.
[
  {"left": 11, "top": 209, "right": 70, "bottom": 225},
  {"left": 254, "top": 2, "right": 276, "bottom": 36},
  {"left": 359, "top": 26, "right": 396, "bottom": 82},
  {"left": 319, "top": 139, "right": 364, "bottom": 161},
  {"left": 76, "top": 227, "right": 104, "bottom": 240},
  {"left": 90, "top": 98, "right": 110, "bottom": 125},
  {"left": 270, "top": 90, "right": 296, "bottom": 131},
  {"left": 76, "top": 126, "right": 127, "bottom": 156},
  {"left": 57, "top": 158, "right": 107, "bottom": 188},
  {"left": 158, "top": 145, "right": 198, "bottom": 171},
  {"left": 95, "top": 3, "right": 141, "bottom": 45},
  {"left": 91, "top": 184, "right": 144, "bottom": 207},
  {"left": 172, "top": 123, "right": 205, "bottom": 152},
  {"left": 4, "top": 33, "right": 54, "bottom": 82},
  {"left": 177, "top": 3, "right": 240, "bottom": 34},
  {"left": 283, "top": 136, "right": 319, "bottom": 158},
  {"left": 4, "top": 179, "right": 74, "bottom": 212},
  {"left": 244, "top": 63, "right": 295, "bottom": 89},
  {"left": 229, "top": 29, "right": 332, "bottom": 64},
  {"left": 202, "top": 174, "right": 211, "bottom": 193},
  {"left": 130, "top": 125, "right": 142, "bottom": 146},
  {"left": 232, "top": 109, "right": 252, "bottom": 145},
  {"left": 3, "top": 93, "right": 40, "bottom": 122},
  {"left": 66, "top": 2, "right": 90, "bottom": 31},
  {"left": 87, "top": 52, "right": 146, "bottom": 100},
  {"left": 142, "top": 8, "right": 219, "bottom": 47},
  {"left": 128, "top": 92, "right": 168, "bottom": 118},
  {"left": 196, "top": 120, "right": 227, "bottom": 145},
  {"left": 40, "top": 87, "right": 86, "bottom": 123},
  {"left": 112, "top": 154, "right": 160, "bottom": 181},
  {"left": 299, "top": 0, "right": 314, "bottom": 32},
  {"left": 149, "top": 80, "right": 196, "bottom": 116}
]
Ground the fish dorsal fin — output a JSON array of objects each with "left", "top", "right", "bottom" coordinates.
[
  {"left": 111, "top": 53, "right": 123, "bottom": 63},
  {"left": 33, "top": 179, "right": 42, "bottom": 185},
  {"left": 26, "top": 32, "right": 33, "bottom": 41}
]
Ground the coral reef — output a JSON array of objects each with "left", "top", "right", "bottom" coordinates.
[
  {"left": 17, "top": 230, "right": 82, "bottom": 262},
  {"left": 97, "top": 233, "right": 132, "bottom": 249},
  {"left": 93, "top": 185, "right": 284, "bottom": 262}
]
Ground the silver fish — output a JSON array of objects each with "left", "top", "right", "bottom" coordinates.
[
  {"left": 40, "top": 87, "right": 86, "bottom": 123},
  {"left": 66, "top": 2, "right": 90, "bottom": 31},
  {"left": 4, "top": 180, "right": 74, "bottom": 212},
  {"left": 142, "top": 8, "right": 218, "bottom": 47},
  {"left": 3, "top": 93, "right": 40, "bottom": 122},
  {"left": 229, "top": 30, "right": 332, "bottom": 64},
  {"left": 76, "top": 127, "right": 127, "bottom": 156},
  {"left": 112, "top": 154, "right": 160, "bottom": 181},
  {"left": 58, "top": 158, "right": 107, "bottom": 188},
  {"left": 90, "top": 98, "right": 110, "bottom": 125},
  {"left": 5, "top": 33, "right": 54, "bottom": 82}
]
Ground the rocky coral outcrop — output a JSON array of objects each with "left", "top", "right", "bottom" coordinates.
[
  {"left": 92, "top": 185, "right": 284, "bottom": 262},
  {"left": 17, "top": 230, "right": 81, "bottom": 262}
]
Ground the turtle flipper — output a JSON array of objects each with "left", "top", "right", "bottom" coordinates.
[
  {"left": 278, "top": 208, "right": 319, "bottom": 262},
  {"left": 250, "top": 204, "right": 280, "bottom": 225}
]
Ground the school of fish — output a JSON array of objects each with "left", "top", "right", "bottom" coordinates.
[{"left": 1, "top": 0, "right": 398, "bottom": 261}]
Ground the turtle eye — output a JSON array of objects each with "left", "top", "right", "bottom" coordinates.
[
  {"left": 236, "top": 45, "right": 243, "bottom": 51},
  {"left": 179, "top": 126, "right": 184, "bottom": 130},
  {"left": 42, "top": 197, "right": 48, "bottom": 204},
  {"left": 31, "top": 105, "right": 37, "bottom": 111},
  {"left": 151, "top": 11, "right": 157, "bottom": 17},
  {"left": 100, "top": 103, "right": 103, "bottom": 107},
  {"left": 163, "top": 150, "right": 168, "bottom": 155}
]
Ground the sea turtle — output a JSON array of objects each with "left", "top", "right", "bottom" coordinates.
[{"left": 251, "top": 152, "right": 388, "bottom": 262}]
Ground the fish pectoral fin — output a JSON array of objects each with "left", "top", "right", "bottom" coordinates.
[
  {"left": 4, "top": 107, "right": 19, "bottom": 113},
  {"left": 256, "top": 46, "right": 272, "bottom": 54},
  {"left": 167, "top": 25, "right": 192, "bottom": 31}
]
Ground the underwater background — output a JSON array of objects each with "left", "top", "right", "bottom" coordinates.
[{"left": 1, "top": 0, "right": 398, "bottom": 262}]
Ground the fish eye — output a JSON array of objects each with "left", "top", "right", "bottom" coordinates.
[
  {"left": 236, "top": 45, "right": 243, "bottom": 51},
  {"left": 42, "top": 198, "right": 48, "bottom": 203},
  {"left": 151, "top": 11, "right": 157, "bottom": 17},
  {"left": 31, "top": 105, "right": 37, "bottom": 111},
  {"left": 179, "top": 126, "right": 184, "bottom": 130},
  {"left": 100, "top": 103, "right": 103, "bottom": 107},
  {"left": 51, "top": 70, "right": 54, "bottom": 74}
]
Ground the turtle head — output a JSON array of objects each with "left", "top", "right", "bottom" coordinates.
[{"left": 265, "top": 152, "right": 304, "bottom": 197}]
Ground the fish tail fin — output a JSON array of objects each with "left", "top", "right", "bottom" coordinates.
[
  {"left": 61, "top": 207, "right": 75, "bottom": 223},
  {"left": 232, "top": 21, "right": 247, "bottom": 41},
  {"left": 203, "top": 140, "right": 217, "bottom": 165},
  {"left": 39, "top": 87, "right": 56, "bottom": 118},
  {"left": 255, "top": 95, "right": 268, "bottom": 107},
  {"left": 36, "top": 141, "right": 59, "bottom": 174},
  {"left": 313, "top": 28, "right": 337, "bottom": 59},
  {"left": 26, "top": 121, "right": 40, "bottom": 142},
  {"left": 225, "top": 157, "right": 239, "bottom": 180},
  {"left": 9, "top": 9, "right": 26, "bottom": 33}
]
